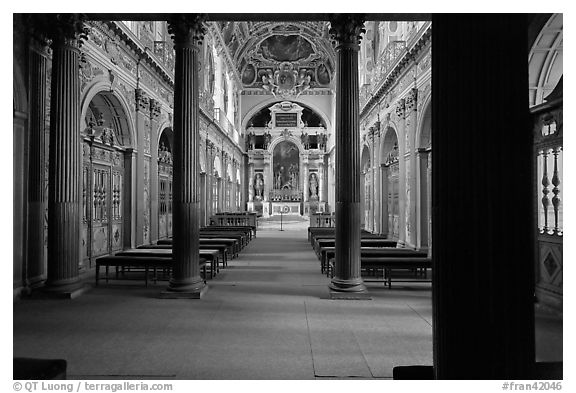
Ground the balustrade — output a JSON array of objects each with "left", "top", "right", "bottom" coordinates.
[{"left": 309, "top": 212, "right": 335, "bottom": 228}]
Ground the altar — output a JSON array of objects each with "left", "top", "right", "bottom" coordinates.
[{"left": 270, "top": 202, "right": 301, "bottom": 216}]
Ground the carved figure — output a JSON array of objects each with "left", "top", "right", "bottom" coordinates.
[
  {"left": 309, "top": 174, "right": 318, "bottom": 197},
  {"left": 254, "top": 174, "right": 264, "bottom": 199}
]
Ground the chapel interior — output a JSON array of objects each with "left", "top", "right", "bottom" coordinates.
[{"left": 12, "top": 13, "right": 563, "bottom": 380}]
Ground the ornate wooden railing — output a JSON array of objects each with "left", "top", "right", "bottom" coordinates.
[
  {"left": 210, "top": 212, "right": 257, "bottom": 228},
  {"left": 310, "top": 212, "right": 335, "bottom": 228},
  {"left": 532, "top": 86, "right": 563, "bottom": 310}
]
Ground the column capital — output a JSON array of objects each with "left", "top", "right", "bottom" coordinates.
[
  {"left": 149, "top": 98, "right": 161, "bottom": 119},
  {"left": 135, "top": 88, "right": 150, "bottom": 112},
  {"left": 328, "top": 14, "right": 366, "bottom": 49},
  {"left": 167, "top": 14, "right": 207, "bottom": 49},
  {"left": 405, "top": 88, "right": 418, "bottom": 112},
  {"left": 26, "top": 14, "right": 89, "bottom": 48},
  {"left": 395, "top": 99, "right": 406, "bottom": 119}
]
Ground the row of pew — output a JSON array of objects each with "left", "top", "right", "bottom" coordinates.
[
  {"left": 308, "top": 227, "right": 432, "bottom": 288},
  {"left": 94, "top": 226, "right": 254, "bottom": 287}
]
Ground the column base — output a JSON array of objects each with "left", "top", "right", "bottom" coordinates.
[
  {"left": 36, "top": 283, "right": 89, "bottom": 300},
  {"left": 160, "top": 279, "right": 208, "bottom": 299},
  {"left": 328, "top": 277, "right": 369, "bottom": 299}
]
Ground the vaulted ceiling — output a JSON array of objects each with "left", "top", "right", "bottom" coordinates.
[{"left": 214, "top": 21, "right": 335, "bottom": 94}]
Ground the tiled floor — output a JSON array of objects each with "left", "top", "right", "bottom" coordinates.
[{"left": 12, "top": 222, "right": 561, "bottom": 379}]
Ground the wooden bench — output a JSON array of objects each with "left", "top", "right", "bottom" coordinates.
[
  {"left": 205, "top": 225, "right": 256, "bottom": 240},
  {"left": 158, "top": 238, "right": 239, "bottom": 259},
  {"left": 319, "top": 247, "right": 420, "bottom": 275},
  {"left": 138, "top": 244, "right": 229, "bottom": 268},
  {"left": 313, "top": 238, "right": 397, "bottom": 256},
  {"left": 328, "top": 256, "right": 432, "bottom": 288},
  {"left": 95, "top": 255, "right": 207, "bottom": 287},
  {"left": 115, "top": 249, "right": 220, "bottom": 278}
]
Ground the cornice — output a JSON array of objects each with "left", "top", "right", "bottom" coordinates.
[
  {"left": 102, "top": 21, "right": 175, "bottom": 89},
  {"left": 360, "top": 22, "right": 432, "bottom": 119}
]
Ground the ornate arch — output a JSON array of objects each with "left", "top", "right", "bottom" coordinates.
[
  {"left": 529, "top": 13, "right": 563, "bottom": 106},
  {"left": 241, "top": 97, "right": 333, "bottom": 132},
  {"left": 80, "top": 77, "right": 136, "bottom": 149},
  {"left": 267, "top": 133, "right": 307, "bottom": 156},
  {"left": 379, "top": 122, "right": 400, "bottom": 158},
  {"left": 415, "top": 93, "right": 432, "bottom": 149}
]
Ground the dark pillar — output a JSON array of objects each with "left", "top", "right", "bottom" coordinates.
[
  {"left": 328, "top": 15, "right": 367, "bottom": 295},
  {"left": 44, "top": 16, "right": 87, "bottom": 297},
  {"left": 26, "top": 46, "right": 48, "bottom": 288},
  {"left": 432, "top": 14, "right": 534, "bottom": 378},
  {"left": 162, "top": 15, "right": 207, "bottom": 298}
]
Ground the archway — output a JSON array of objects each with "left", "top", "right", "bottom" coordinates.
[
  {"left": 158, "top": 128, "right": 174, "bottom": 239},
  {"left": 380, "top": 125, "right": 400, "bottom": 239},
  {"left": 360, "top": 145, "right": 371, "bottom": 230},
  {"left": 81, "top": 91, "right": 133, "bottom": 265}
]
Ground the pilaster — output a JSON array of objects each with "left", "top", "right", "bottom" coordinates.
[
  {"left": 149, "top": 99, "right": 161, "bottom": 243},
  {"left": 395, "top": 98, "right": 407, "bottom": 246},
  {"left": 405, "top": 88, "right": 419, "bottom": 247}
]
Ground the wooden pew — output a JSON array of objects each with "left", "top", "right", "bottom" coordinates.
[
  {"left": 327, "top": 256, "right": 432, "bottom": 288},
  {"left": 319, "top": 247, "right": 421, "bottom": 275},
  {"left": 95, "top": 256, "right": 207, "bottom": 287},
  {"left": 138, "top": 244, "right": 229, "bottom": 268},
  {"left": 205, "top": 225, "right": 256, "bottom": 240},
  {"left": 158, "top": 238, "right": 239, "bottom": 259},
  {"left": 313, "top": 238, "right": 397, "bottom": 256},
  {"left": 115, "top": 249, "right": 220, "bottom": 278}
]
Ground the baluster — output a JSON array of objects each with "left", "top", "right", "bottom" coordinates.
[
  {"left": 551, "top": 147, "right": 561, "bottom": 235},
  {"left": 541, "top": 150, "right": 550, "bottom": 233}
]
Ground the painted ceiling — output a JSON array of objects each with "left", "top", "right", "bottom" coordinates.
[{"left": 215, "top": 21, "right": 335, "bottom": 96}]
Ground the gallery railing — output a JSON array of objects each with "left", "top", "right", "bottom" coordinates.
[
  {"left": 531, "top": 87, "right": 563, "bottom": 309},
  {"left": 210, "top": 212, "right": 257, "bottom": 228}
]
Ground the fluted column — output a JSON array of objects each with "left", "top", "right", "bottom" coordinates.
[
  {"left": 44, "top": 17, "right": 86, "bottom": 297},
  {"left": 26, "top": 46, "right": 48, "bottom": 287},
  {"left": 329, "top": 15, "right": 367, "bottom": 294},
  {"left": 163, "top": 15, "right": 207, "bottom": 298}
]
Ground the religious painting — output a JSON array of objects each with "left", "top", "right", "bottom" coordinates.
[
  {"left": 273, "top": 141, "right": 300, "bottom": 190},
  {"left": 316, "top": 63, "right": 331, "bottom": 85},
  {"left": 242, "top": 63, "right": 257, "bottom": 85},
  {"left": 258, "top": 35, "right": 314, "bottom": 62}
]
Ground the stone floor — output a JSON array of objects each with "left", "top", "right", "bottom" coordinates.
[{"left": 12, "top": 222, "right": 562, "bottom": 380}]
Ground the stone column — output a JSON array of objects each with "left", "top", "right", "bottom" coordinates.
[
  {"left": 372, "top": 128, "right": 380, "bottom": 233},
  {"left": 318, "top": 161, "right": 325, "bottom": 203},
  {"left": 328, "top": 15, "right": 367, "bottom": 295},
  {"left": 417, "top": 148, "right": 431, "bottom": 250},
  {"left": 44, "top": 16, "right": 86, "bottom": 297},
  {"left": 380, "top": 163, "right": 389, "bottom": 237},
  {"left": 134, "top": 89, "right": 149, "bottom": 246},
  {"left": 26, "top": 46, "right": 48, "bottom": 287},
  {"left": 302, "top": 157, "right": 309, "bottom": 202},
  {"left": 263, "top": 154, "right": 271, "bottom": 202},
  {"left": 405, "top": 88, "right": 418, "bottom": 247},
  {"left": 395, "top": 99, "right": 407, "bottom": 246},
  {"left": 206, "top": 142, "right": 214, "bottom": 217},
  {"left": 432, "top": 14, "right": 533, "bottom": 378},
  {"left": 162, "top": 15, "right": 207, "bottom": 298},
  {"left": 123, "top": 149, "right": 136, "bottom": 249}
]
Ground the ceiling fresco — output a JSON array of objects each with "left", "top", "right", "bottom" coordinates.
[{"left": 214, "top": 21, "right": 335, "bottom": 97}]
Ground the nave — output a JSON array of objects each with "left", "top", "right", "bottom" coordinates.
[
  {"left": 13, "top": 222, "right": 562, "bottom": 379},
  {"left": 13, "top": 224, "right": 433, "bottom": 379}
]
